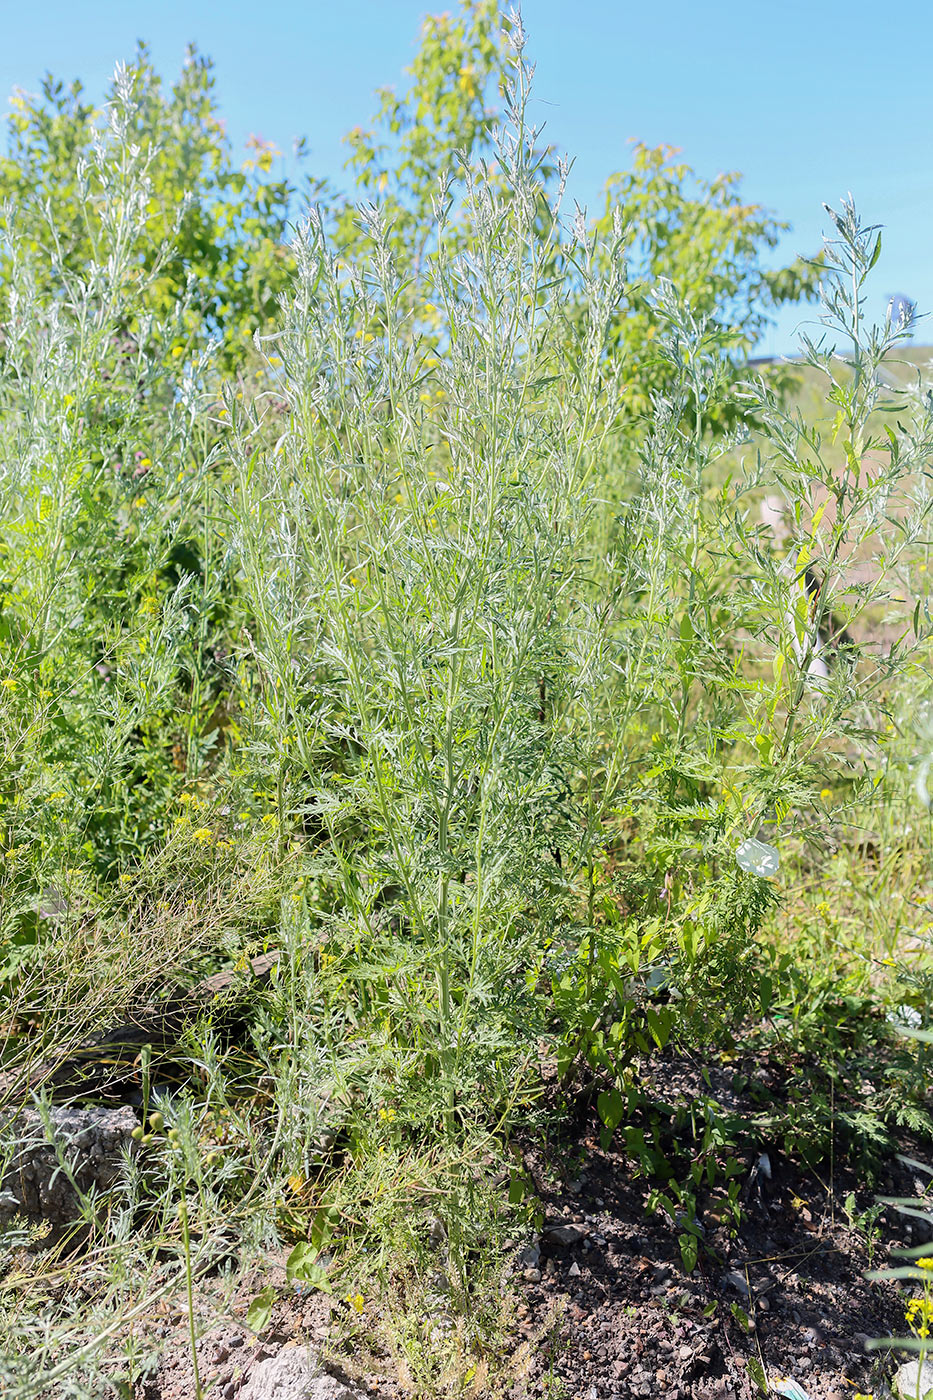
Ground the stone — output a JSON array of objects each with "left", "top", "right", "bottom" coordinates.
[
  {"left": 238, "top": 1347, "right": 362, "bottom": 1400},
  {"left": 541, "top": 1223, "right": 587, "bottom": 1246},
  {"left": 0, "top": 1105, "right": 138, "bottom": 1225},
  {"left": 722, "top": 1270, "right": 753, "bottom": 1300},
  {"left": 895, "top": 1360, "right": 933, "bottom": 1400}
]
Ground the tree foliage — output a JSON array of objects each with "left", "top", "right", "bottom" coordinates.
[{"left": 0, "top": 46, "right": 294, "bottom": 366}]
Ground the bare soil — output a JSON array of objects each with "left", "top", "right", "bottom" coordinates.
[{"left": 138, "top": 1054, "right": 928, "bottom": 1400}]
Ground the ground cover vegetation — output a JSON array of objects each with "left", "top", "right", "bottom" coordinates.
[{"left": 0, "top": 3, "right": 932, "bottom": 1395}]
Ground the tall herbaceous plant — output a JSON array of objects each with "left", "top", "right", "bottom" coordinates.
[
  {"left": 0, "top": 67, "right": 233, "bottom": 1017},
  {"left": 228, "top": 27, "right": 630, "bottom": 1115},
  {"left": 3, "top": 14, "right": 933, "bottom": 1395}
]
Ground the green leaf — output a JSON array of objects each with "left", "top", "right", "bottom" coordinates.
[
  {"left": 597, "top": 1088, "right": 626, "bottom": 1135},
  {"left": 285, "top": 1242, "right": 333, "bottom": 1292},
  {"left": 310, "top": 1207, "right": 338, "bottom": 1255},
  {"left": 729, "top": 1301, "right": 751, "bottom": 1332},
  {"left": 747, "top": 1356, "right": 767, "bottom": 1394},
  {"left": 508, "top": 1172, "right": 527, "bottom": 1206},
  {"left": 245, "top": 1286, "right": 276, "bottom": 1334},
  {"left": 678, "top": 1231, "right": 698, "bottom": 1273}
]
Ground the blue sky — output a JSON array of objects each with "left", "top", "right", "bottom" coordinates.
[{"left": 2, "top": 0, "right": 930, "bottom": 355}]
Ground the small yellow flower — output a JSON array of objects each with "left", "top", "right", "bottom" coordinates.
[
  {"left": 345, "top": 1292, "right": 364, "bottom": 1314},
  {"left": 171, "top": 345, "right": 184, "bottom": 358},
  {"left": 192, "top": 827, "right": 212, "bottom": 842},
  {"left": 287, "top": 1173, "right": 305, "bottom": 1194},
  {"left": 820, "top": 788, "right": 832, "bottom": 801},
  {"left": 917, "top": 1257, "right": 933, "bottom": 1270},
  {"left": 1, "top": 677, "right": 17, "bottom": 691},
  {"left": 378, "top": 1106, "right": 396, "bottom": 1122}
]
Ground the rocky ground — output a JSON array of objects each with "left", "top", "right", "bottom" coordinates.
[
  {"left": 139, "top": 1120, "right": 926, "bottom": 1400},
  {"left": 8, "top": 1048, "right": 929, "bottom": 1399},
  {"left": 506, "top": 1136, "right": 915, "bottom": 1400}
]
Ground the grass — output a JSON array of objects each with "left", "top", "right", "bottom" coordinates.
[{"left": 0, "top": 24, "right": 932, "bottom": 1400}]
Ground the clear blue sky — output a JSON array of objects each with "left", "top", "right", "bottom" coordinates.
[{"left": 2, "top": 0, "right": 930, "bottom": 355}]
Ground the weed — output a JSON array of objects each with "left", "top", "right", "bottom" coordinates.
[{"left": 0, "top": 7, "right": 930, "bottom": 1396}]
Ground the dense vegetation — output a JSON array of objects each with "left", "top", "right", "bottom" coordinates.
[{"left": 1, "top": 4, "right": 931, "bottom": 1394}]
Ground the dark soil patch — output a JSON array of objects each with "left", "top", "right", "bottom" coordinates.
[{"left": 501, "top": 1079, "right": 929, "bottom": 1400}]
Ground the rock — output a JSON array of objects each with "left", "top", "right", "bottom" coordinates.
[
  {"left": 568, "top": 1261, "right": 581, "bottom": 1277},
  {"left": 895, "top": 1360, "right": 933, "bottom": 1400},
  {"left": 0, "top": 1105, "right": 137, "bottom": 1225},
  {"left": 238, "top": 1347, "right": 362, "bottom": 1400},
  {"left": 541, "top": 1223, "right": 587, "bottom": 1247},
  {"left": 523, "top": 1268, "right": 542, "bottom": 1283},
  {"left": 722, "top": 1270, "right": 753, "bottom": 1300},
  {"left": 516, "top": 1242, "right": 541, "bottom": 1268}
]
